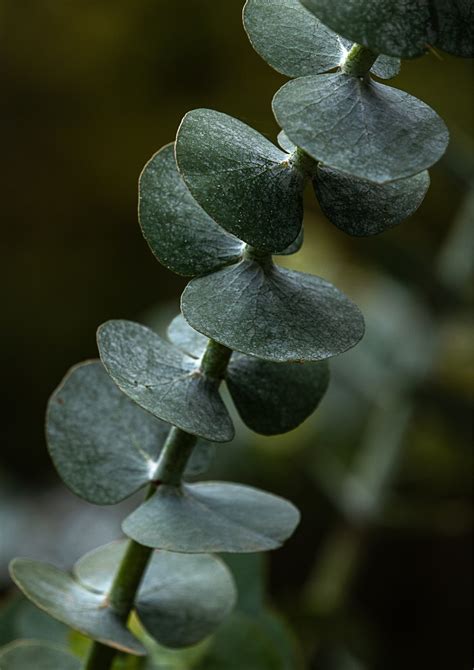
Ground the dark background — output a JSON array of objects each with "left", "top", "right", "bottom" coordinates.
[{"left": 0, "top": 2, "right": 472, "bottom": 669}]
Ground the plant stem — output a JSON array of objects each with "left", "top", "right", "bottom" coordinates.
[
  {"left": 342, "top": 43, "right": 378, "bottom": 77},
  {"left": 152, "top": 427, "right": 198, "bottom": 486},
  {"left": 200, "top": 338, "right": 233, "bottom": 379},
  {"left": 82, "top": 337, "right": 233, "bottom": 670}
]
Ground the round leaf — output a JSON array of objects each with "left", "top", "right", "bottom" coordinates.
[
  {"left": 181, "top": 259, "right": 365, "bottom": 362},
  {"left": 46, "top": 361, "right": 168, "bottom": 504},
  {"left": 75, "top": 542, "right": 236, "bottom": 649},
  {"left": 97, "top": 320, "right": 234, "bottom": 443},
  {"left": 244, "top": 0, "right": 400, "bottom": 80},
  {"left": 227, "top": 355, "right": 330, "bottom": 435},
  {"left": 314, "top": 165, "right": 430, "bottom": 236},
  {"left": 123, "top": 482, "right": 300, "bottom": 553},
  {"left": 0, "top": 641, "right": 80, "bottom": 670},
  {"left": 139, "top": 144, "right": 243, "bottom": 277},
  {"left": 273, "top": 73, "right": 449, "bottom": 183},
  {"left": 301, "top": 0, "right": 474, "bottom": 59},
  {"left": 46, "top": 361, "right": 215, "bottom": 505},
  {"left": 243, "top": 0, "right": 347, "bottom": 77},
  {"left": 175, "top": 109, "right": 305, "bottom": 253},
  {"left": 371, "top": 55, "right": 401, "bottom": 80},
  {"left": 9, "top": 560, "right": 145, "bottom": 655}
]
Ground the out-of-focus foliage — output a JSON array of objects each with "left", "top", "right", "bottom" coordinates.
[{"left": 0, "top": 1, "right": 472, "bottom": 669}]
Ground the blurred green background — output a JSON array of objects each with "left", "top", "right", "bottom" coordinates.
[{"left": 0, "top": 1, "right": 472, "bottom": 669}]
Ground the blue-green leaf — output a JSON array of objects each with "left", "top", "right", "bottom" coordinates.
[
  {"left": 244, "top": 0, "right": 400, "bottom": 80},
  {"left": 123, "top": 482, "right": 300, "bottom": 553},
  {"left": 371, "top": 55, "right": 401, "bottom": 80},
  {"left": 181, "top": 259, "right": 364, "bottom": 362},
  {"left": 301, "top": 0, "right": 474, "bottom": 58},
  {"left": 273, "top": 73, "right": 449, "bottom": 183},
  {"left": 167, "top": 314, "right": 208, "bottom": 360},
  {"left": 75, "top": 542, "right": 236, "bottom": 649},
  {"left": 46, "top": 361, "right": 214, "bottom": 505},
  {"left": 168, "top": 315, "right": 329, "bottom": 434},
  {"left": 9, "top": 560, "right": 145, "bottom": 655},
  {"left": 139, "top": 144, "right": 243, "bottom": 277},
  {"left": 0, "top": 641, "right": 80, "bottom": 670},
  {"left": 314, "top": 165, "right": 430, "bottom": 236},
  {"left": 243, "top": 0, "right": 347, "bottom": 77},
  {"left": 97, "top": 321, "right": 234, "bottom": 443},
  {"left": 227, "top": 355, "right": 330, "bottom": 434},
  {"left": 175, "top": 109, "right": 305, "bottom": 253}
]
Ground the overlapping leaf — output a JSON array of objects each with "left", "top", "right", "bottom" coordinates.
[
  {"left": 314, "top": 165, "right": 431, "bottom": 236},
  {"left": 168, "top": 314, "right": 330, "bottom": 434},
  {"left": 0, "top": 641, "right": 80, "bottom": 670},
  {"left": 182, "top": 258, "right": 364, "bottom": 362},
  {"left": 123, "top": 482, "right": 300, "bottom": 553},
  {"left": 97, "top": 320, "right": 234, "bottom": 443},
  {"left": 46, "top": 361, "right": 214, "bottom": 505},
  {"left": 273, "top": 72, "right": 449, "bottom": 183},
  {"left": 175, "top": 109, "right": 306, "bottom": 253},
  {"left": 139, "top": 144, "right": 243, "bottom": 277},
  {"left": 9, "top": 560, "right": 145, "bottom": 655},
  {"left": 227, "top": 354, "right": 330, "bottom": 434},
  {"left": 74, "top": 542, "right": 236, "bottom": 649},
  {"left": 301, "top": 0, "right": 474, "bottom": 58},
  {"left": 244, "top": 0, "right": 400, "bottom": 79}
]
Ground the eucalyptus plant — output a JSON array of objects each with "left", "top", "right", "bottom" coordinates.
[{"left": 1, "top": 1, "right": 470, "bottom": 668}]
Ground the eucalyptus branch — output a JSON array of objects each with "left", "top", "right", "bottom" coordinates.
[
  {"left": 1, "top": 0, "right": 470, "bottom": 668},
  {"left": 84, "top": 338, "right": 234, "bottom": 669}
]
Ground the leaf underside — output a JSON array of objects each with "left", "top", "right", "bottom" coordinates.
[
  {"left": 9, "top": 559, "right": 145, "bottom": 655},
  {"left": 74, "top": 542, "right": 237, "bottom": 649},
  {"left": 123, "top": 481, "right": 300, "bottom": 553},
  {"left": 273, "top": 72, "right": 449, "bottom": 183},
  {"left": 97, "top": 320, "right": 234, "bottom": 443},
  {"left": 313, "top": 165, "right": 430, "bottom": 236},
  {"left": 182, "top": 258, "right": 365, "bottom": 362}
]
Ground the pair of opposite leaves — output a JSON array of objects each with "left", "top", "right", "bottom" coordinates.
[
  {"left": 241, "top": 0, "right": 448, "bottom": 188},
  {"left": 46, "top": 324, "right": 304, "bottom": 549},
  {"left": 8, "top": 541, "right": 237, "bottom": 659}
]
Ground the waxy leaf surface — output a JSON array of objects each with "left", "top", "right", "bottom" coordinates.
[
  {"left": 176, "top": 109, "right": 305, "bottom": 252},
  {"left": 301, "top": 0, "right": 474, "bottom": 58},
  {"left": 139, "top": 144, "right": 243, "bottom": 277},
  {"left": 243, "top": 0, "right": 347, "bottom": 77},
  {"left": 273, "top": 73, "right": 449, "bottom": 183},
  {"left": 9, "top": 560, "right": 144, "bottom": 655},
  {"left": 97, "top": 321, "right": 234, "bottom": 442},
  {"left": 75, "top": 542, "right": 236, "bottom": 649},
  {"left": 371, "top": 55, "right": 401, "bottom": 80},
  {"left": 47, "top": 361, "right": 213, "bottom": 505},
  {"left": 167, "top": 314, "right": 209, "bottom": 359},
  {"left": 244, "top": 0, "right": 400, "bottom": 79},
  {"left": 227, "top": 355, "right": 330, "bottom": 434},
  {"left": 168, "top": 314, "right": 329, "bottom": 434},
  {"left": 0, "top": 641, "right": 80, "bottom": 670},
  {"left": 182, "top": 259, "right": 364, "bottom": 362},
  {"left": 123, "top": 482, "right": 300, "bottom": 553},
  {"left": 314, "top": 166, "right": 430, "bottom": 236}
]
